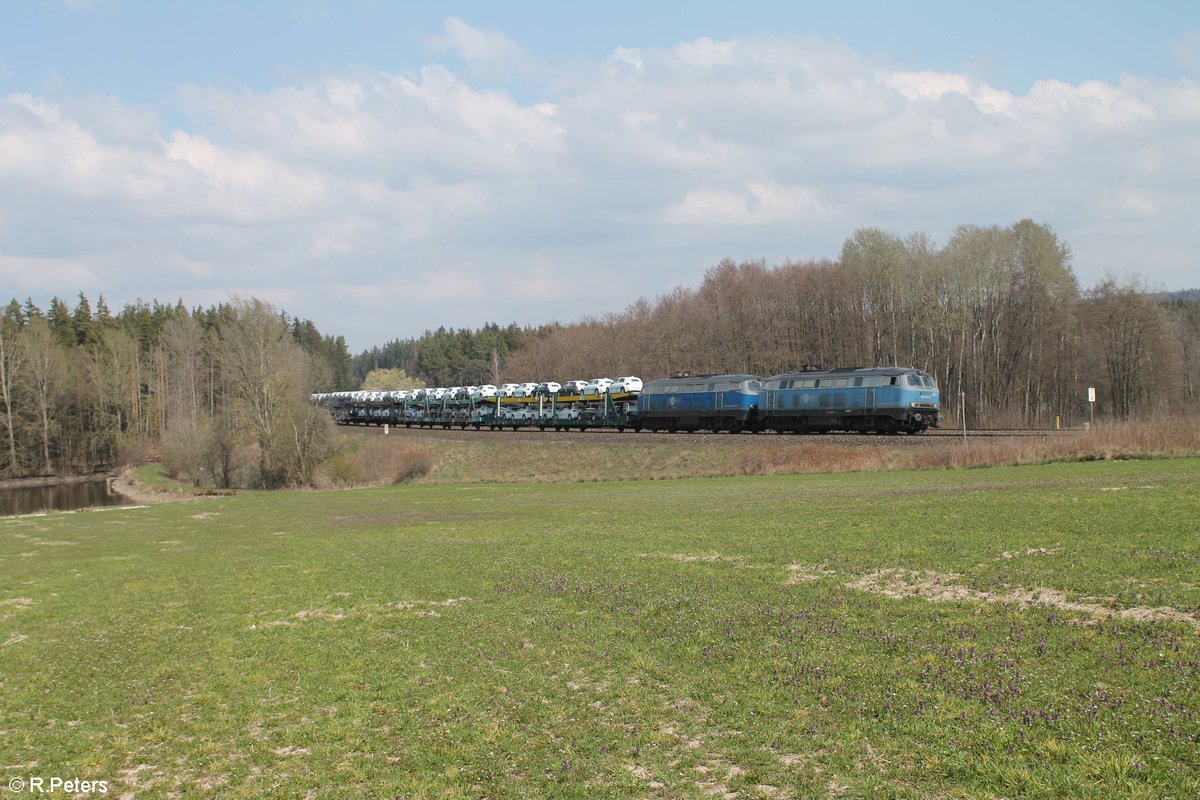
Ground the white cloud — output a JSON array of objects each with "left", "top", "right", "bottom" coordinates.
[
  {"left": 164, "top": 131, "right": 326, "bottom": 221},
  {"left": 1175, "top": 29, "right": 1200, "bottom": 72},
  {"left": 2, "top": 32, "right": 1198, "bottom": 351},
  {"left": 882, "top": 70, "right": 1015, "bottom": 115},
  {"left": 506, "top": 263, "right": 580, "bottom": 303},
  {"left": 609, "top": 47, "right": 644, "bottom": 74},
  {"left": 0, "top": 254, "right": 99, "bottom": 293},
  {"left": 426, "top": 17, "right": 528, "bottom": 66},
  {"left": 669, "top": 37, "right": 736, "bottom": 70},
  {"left": 663, "top": 183, "right": 828, "bottom": 226},
  {"left": 176, "top": 67, "right": 565, "bottom": 176}
]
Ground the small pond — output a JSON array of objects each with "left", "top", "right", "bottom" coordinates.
[{"left": 0, "top": 478, "right": 131, "bottom": 517}]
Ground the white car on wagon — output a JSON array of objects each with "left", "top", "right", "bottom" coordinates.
[
  {"left": 582, "top": 378, "right": 614, "bottom": 398},
  {"left": 610, "top": 376, "right": 643, "bottom": 394}
]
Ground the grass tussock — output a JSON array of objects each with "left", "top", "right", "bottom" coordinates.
[
  {"left": 733, "top": 444, "right": 897, "bottom": 475},
  {"left": 715, "top": 419, "right": 1200, "bottom": 479},
  {"left": 318, "top": 435, "right": 434, "bottom": 487}
]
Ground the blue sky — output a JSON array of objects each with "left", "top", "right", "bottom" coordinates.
[
  {"left": 6, "top": 2, "right": 1196, "bottom": 97},
  {"left": 2, "top": 1, "right": 1198, "bottom": 350}
]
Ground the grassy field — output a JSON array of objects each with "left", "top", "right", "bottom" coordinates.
[{"left": 2, "top": 459, "right": 1198, "bottom": 798}]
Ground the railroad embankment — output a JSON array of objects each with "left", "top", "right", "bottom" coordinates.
[{"left": 328, "top": 418, "right": 1200, "bottom": 486}]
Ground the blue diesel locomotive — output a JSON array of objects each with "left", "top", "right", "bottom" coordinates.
[
  {"left": 635, "top": 374, "right": 763, "bottom": 433},
  {"left": 759, "top": 366, "right": 939, "bottom": 434}
]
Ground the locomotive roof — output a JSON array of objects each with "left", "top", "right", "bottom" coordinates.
[
  {"left": 644, "top": 373, "right": 762, "bottom": 385},
  {"left": 766, "top": 366, "right": 928, "bottom": 380}
]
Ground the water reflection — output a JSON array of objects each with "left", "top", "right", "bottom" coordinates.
[{"left": 0, "top": 479, "right": 130, "bottom": 516}]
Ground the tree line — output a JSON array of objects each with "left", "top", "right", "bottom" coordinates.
[
  {"left": 498, "top": 220, "right": 1197, "bottom": 427},
  {"left": 0, "top": 295, "right": 352, "bottom": 482},
  {"left": 352, "top": 322, "right": 553, "bottom": 388}
]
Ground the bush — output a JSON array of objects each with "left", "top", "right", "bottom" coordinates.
[{"left": 318, "top": 436, "right": 435, "bottom": 488}]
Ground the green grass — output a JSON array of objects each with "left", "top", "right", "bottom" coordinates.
[
  {"left": 2, "top": 459, "right": 1199, "bottom": 798},
  {"left": 132, "top": 463, "right": 177, "bottom": 489}
]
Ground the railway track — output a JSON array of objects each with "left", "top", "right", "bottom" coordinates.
[{"left": 347, "top": 422, "right": 1075, "bottom": 447}]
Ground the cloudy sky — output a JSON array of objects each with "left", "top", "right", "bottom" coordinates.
[{"left": 2, "top": 1, "right": 1198, "bottom": 350}]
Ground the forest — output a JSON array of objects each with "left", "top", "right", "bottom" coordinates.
[
  {"left": 1, "top": 219, "right": 1196, "bottom": 482},
  {"left": 0, "top": 296, "right": 352, "bottom": 483}
]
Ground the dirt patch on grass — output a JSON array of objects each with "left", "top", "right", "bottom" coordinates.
[
  {"left": 273, "top": 746, "right": 311, "bottom": 757},
  {"left": 247, "top": 598, "right": 471, "bottom": 630},
  {"left": 624, "top": 764, "right": 665, "bottom": 789},
  {"left": 784, "top": 564, "right": 837, "bottom": 584},
  {"left": 0, "top": 597, "right": 33, "bottom": 621},
  {"left": 997, "top": 547, "right": 1063, "bottom": 560},
  {"left": 117, "top": 763, "right": 155, "bottom": 791},
  {"left": 635, "top": 552, "right": 744, "bottom": 564},
  {"left": 847, "top": 568, "right": 1200, "bottom": 629},
  {"left": 388, "top": 597, "right": 469, "bottom": 610},
  {"left": 11, "top": 532, "right": 75, "bottom": 546},
  {"left": 332, "top": 511, "right": 487, "bottom": 525}
]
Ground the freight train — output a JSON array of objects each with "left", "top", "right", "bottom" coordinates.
[{"left": 312, "top": 366, "right": 940, "bottom": 434}]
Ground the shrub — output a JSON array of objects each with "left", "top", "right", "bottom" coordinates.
[{"left": 318, "top": 435, "right": 435, "bottom": 488}]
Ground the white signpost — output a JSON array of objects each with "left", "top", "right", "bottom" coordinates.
[{"left": 1087, "top": 387, "right": 1095, "bottom": 428}]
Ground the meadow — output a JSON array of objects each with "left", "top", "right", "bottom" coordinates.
[{"left": 1, "top": 458, "right": 1198, "bottom": 798}]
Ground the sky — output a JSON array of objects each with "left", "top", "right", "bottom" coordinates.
[{"left": 2, "top": 1, "right": 1199, "bottom": 352}]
